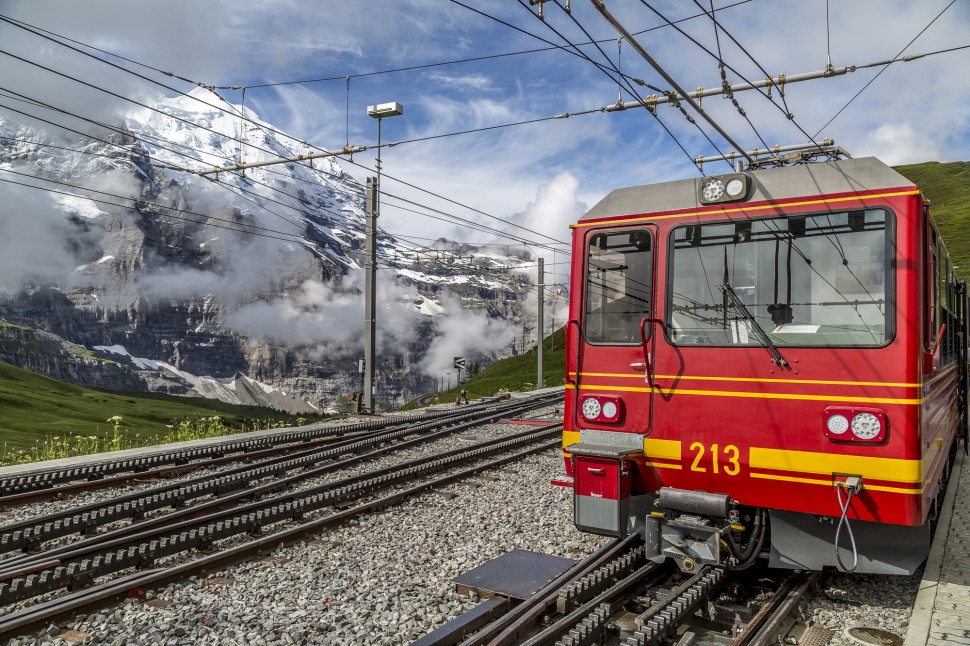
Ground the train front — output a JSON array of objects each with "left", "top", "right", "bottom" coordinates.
[{"left": 562, "top": 157, "right": 952, "bottom": 575}]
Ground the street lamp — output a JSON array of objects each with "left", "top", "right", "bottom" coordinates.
[{"left": 362, "top": 101, "right": 404, "bottom": 414}]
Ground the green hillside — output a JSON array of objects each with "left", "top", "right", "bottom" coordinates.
[
  {"left": 894, "top": 160, "right": 970, "bottom": 276},
  {"left": 0, "top": 361, "right": 313, "bottom": 460},
  {"left": 405, "top": 326, "right": 567, "bottom": 409}
]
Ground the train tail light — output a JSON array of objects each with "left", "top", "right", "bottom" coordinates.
[
  {"left": 822, "top": 407, "right": 887, "bottom": 442},
  {"left": 580, "top": 395, "right": 624, "bottom": 423}
]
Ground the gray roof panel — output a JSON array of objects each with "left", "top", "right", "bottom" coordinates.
[{"left": 581, "top": 157, "right": 916, "bottom": 221}]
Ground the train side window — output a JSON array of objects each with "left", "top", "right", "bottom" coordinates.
[
  {"left": 584, "top": 229, "right": 654, "bottom": 345},
  {"left": 928, "top": 225, "right": 939, "bottom": 351}
]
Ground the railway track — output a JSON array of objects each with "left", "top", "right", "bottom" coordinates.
[
  {"left": 0, "top": 396, "right": 518, "bottom": 505},
  {"left": 418, "top": 536, "right": 821, "bottom": 646},
  {"left": 0, "top": 393, "right": 563, "bottom": 639}
]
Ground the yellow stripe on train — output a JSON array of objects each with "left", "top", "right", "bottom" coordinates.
[{"left": 569, "top": 383, "right": 920, "bottom": 406}]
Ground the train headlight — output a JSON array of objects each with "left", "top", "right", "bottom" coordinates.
[
  {"left": 580, "top": 397, "right": 601, "bottom": 420},
  {"left": 698, "top": 173, "right": 750, "bottom": 204},
  {"left": 851, "top": 413, "right": 881, "bottom": 440},
  {"left": 823, "top": 407, "right": 886, "bottom": 442},
  {"left": 701, "top": 178, "right": 724, "bottom": 202},
  {"left": 579, "top": 395, "right": 624, "bottom": 423},
  {"left": 826, "top": 414, "right": 849, "bottom": 435},
  {"left": 601, "top": 400, "right": 619, "bottom": 421}
]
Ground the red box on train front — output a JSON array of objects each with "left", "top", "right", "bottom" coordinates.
[{"left": 573, "top": 454, "right": 632, "bottom": 537}]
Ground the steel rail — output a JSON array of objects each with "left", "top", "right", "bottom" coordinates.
[
  {"left": 0, "top": 395, "right": 557, "bottom": 554},
  {"left": 452, "top": 534, "right": 643, "bottom": 646},
  {"left": 0, "top": 426, "right": 563, "bottom": 605},
  {"left": 0, "top": 415, "right": 560, "bottom": 577},
  {"left": 732, "top": 570, "right": 819, "bottom": 646},
  {"left": 0, "top": 433, "right": 562, "bottom": 640},
  {"left": 0, "top": 396, "right": 513, "bottom": 500},
  {"left": 520, "top": 560, "right": 662, "bottom": 646}
]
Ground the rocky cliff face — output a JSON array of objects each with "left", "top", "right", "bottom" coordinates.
[{"left": 0, "top": 91, "right": 531, "bottom": 411}]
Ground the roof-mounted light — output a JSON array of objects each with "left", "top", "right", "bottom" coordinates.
[{"left": 698, "top": 173, "right": 750, "bottom": 205}]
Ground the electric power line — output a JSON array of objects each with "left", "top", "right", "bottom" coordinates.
[{"left": 812, "top": 0, "right": 957, "bottom": 137}]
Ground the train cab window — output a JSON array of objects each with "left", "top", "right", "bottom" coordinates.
[
  {"left": 667, "top": 209, "right": 892, "bottom": 348},
  {"left": 584, "top": 229, "right": 654, "bottom": 344}
]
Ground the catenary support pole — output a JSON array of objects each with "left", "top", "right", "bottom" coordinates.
[
  {"left": 538, "top": 257, "right": 544, "bottom": 389},
  {"left": 363, "top": 176, "right": 378, "bottom": 413}
]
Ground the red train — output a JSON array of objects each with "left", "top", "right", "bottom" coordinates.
[{"left": 563, "top": 156, "right": 967, "bottom": 574}]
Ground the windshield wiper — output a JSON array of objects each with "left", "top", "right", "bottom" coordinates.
[{"left": 719, "top": 281, "right": 789, "bottom": 368}]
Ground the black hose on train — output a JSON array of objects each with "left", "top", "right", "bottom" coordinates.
[{"left": 725, "top": 508, "right": 766, "bottom": 571}]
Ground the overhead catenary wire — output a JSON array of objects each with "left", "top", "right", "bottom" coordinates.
[
  {"left": 505, "top": 0, "right": 708, "bottom": 173},
  {"left": 812, "top": 0, "right": 956, "bottom": 138},
  {"left": 589, "top": 0, "right": 752, "bottom": 164},
  {"left": 551, "top": 0, "right": 735, "bottom": 166},
  {"left": 686, "top": 0, "right": 823, "bottom": 151}
]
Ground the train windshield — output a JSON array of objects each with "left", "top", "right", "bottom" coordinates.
[
  {"left": 584, "top": 229, "right": 654, "bottom": 344},
  {"left": 668, "top": 208, "right": 891, "bottom": 347}
]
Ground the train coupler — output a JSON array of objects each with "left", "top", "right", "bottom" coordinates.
[
  {"left": 644, "top": 487, "right": 738, "bottom": 572},
  {"left": 645, "top": 513, "right": 734, "bottom": 572}
]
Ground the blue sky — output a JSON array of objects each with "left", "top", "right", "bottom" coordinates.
[{"left": 2, "top": 0, "right": 969, "bottom": 268}]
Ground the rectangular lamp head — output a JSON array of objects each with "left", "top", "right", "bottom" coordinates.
[{"left": 367, "top": 102, "right": 404, "bottom": 118}]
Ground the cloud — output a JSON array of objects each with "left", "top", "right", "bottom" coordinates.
[
  {"left": 856, "top": 122, "right": 942, "bottom": 166},
  {"left": 513, "top": 171, "right": 586, "bottom": 249},
  {"left": 224, "top": 270, "right": 426, "bottom": 358},
  {"left": 424, "top": 72, "right": 497, "bottom": 92},
  {"left": 0, "top": 184, "right": 92, "bottom": 290},
  {"left": 418, "top": 295, "right": 517, "bottom": 376}
]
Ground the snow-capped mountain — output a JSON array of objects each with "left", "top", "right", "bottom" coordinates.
[{"left": 0, "top": 89, "right": 534, "bottom": 411}]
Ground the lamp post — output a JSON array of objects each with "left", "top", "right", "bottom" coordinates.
[{"left": 362, "top": 102, "right": 404, "bottom": 414}]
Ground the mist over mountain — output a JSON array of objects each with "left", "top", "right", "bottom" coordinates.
[{"left": 0, "top": 88, "right": 540, "bottom": 411}]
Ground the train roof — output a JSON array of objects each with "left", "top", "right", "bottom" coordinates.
[{"left": 581, "top": 156, "right": 917, "bottom": 221}]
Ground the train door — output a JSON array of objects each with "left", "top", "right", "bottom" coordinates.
[
  {"left": 567, "top": 224, "right": 658, "bottom": 536},
  {"left": 576, "top": 225, "right": 657, "bottom": 433}
]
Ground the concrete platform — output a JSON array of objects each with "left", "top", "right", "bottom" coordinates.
[{"left": 905, "top": 448, "right": 970, "bottom": 646}]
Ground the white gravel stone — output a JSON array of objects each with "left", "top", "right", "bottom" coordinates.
[{"left": 8, "top": 408, "right": 604, "bottom": 645}]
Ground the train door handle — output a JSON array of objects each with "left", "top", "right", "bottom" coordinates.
[
  {"left": 586, "top": 467, "right": 605, "bottom": 475},
  {"left": 629, "top": 361, "right": 649, "bottom": 371}
]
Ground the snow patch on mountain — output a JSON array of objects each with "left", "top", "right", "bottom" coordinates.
[{"left": 94, "top": 344, "right": 317, "bottom": 413}]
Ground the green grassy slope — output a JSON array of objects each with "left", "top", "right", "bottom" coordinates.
[
  {"left": 403, "top": 327, "right": 567, "bottom": 409},
  {"left": 894, "top": 160, "right": 970, "bottom": 275},
  {"left": 0, "top": 361, "right": 310, "bottom": 453}
]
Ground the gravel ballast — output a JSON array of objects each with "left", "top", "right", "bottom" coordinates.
[
  {"left": 4, "top": 409, "right": 931, "bottom": 645},
  {"left": 8, "top": 416, "right": 604, "bottom": 645}
]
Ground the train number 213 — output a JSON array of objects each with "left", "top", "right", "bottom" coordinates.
[{"left": 690, "top": 442, "right": 741, "bottom": 475}]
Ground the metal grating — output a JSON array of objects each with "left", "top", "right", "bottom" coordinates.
[
  {"left": 846, "top": 626, "right": 903, "bottom": 646},
  {"left": 789, "top": 623, "right": 834, "bottom": 646},
  {"left": 454, "top": 549, "right": 575, "bottom": 600}
]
